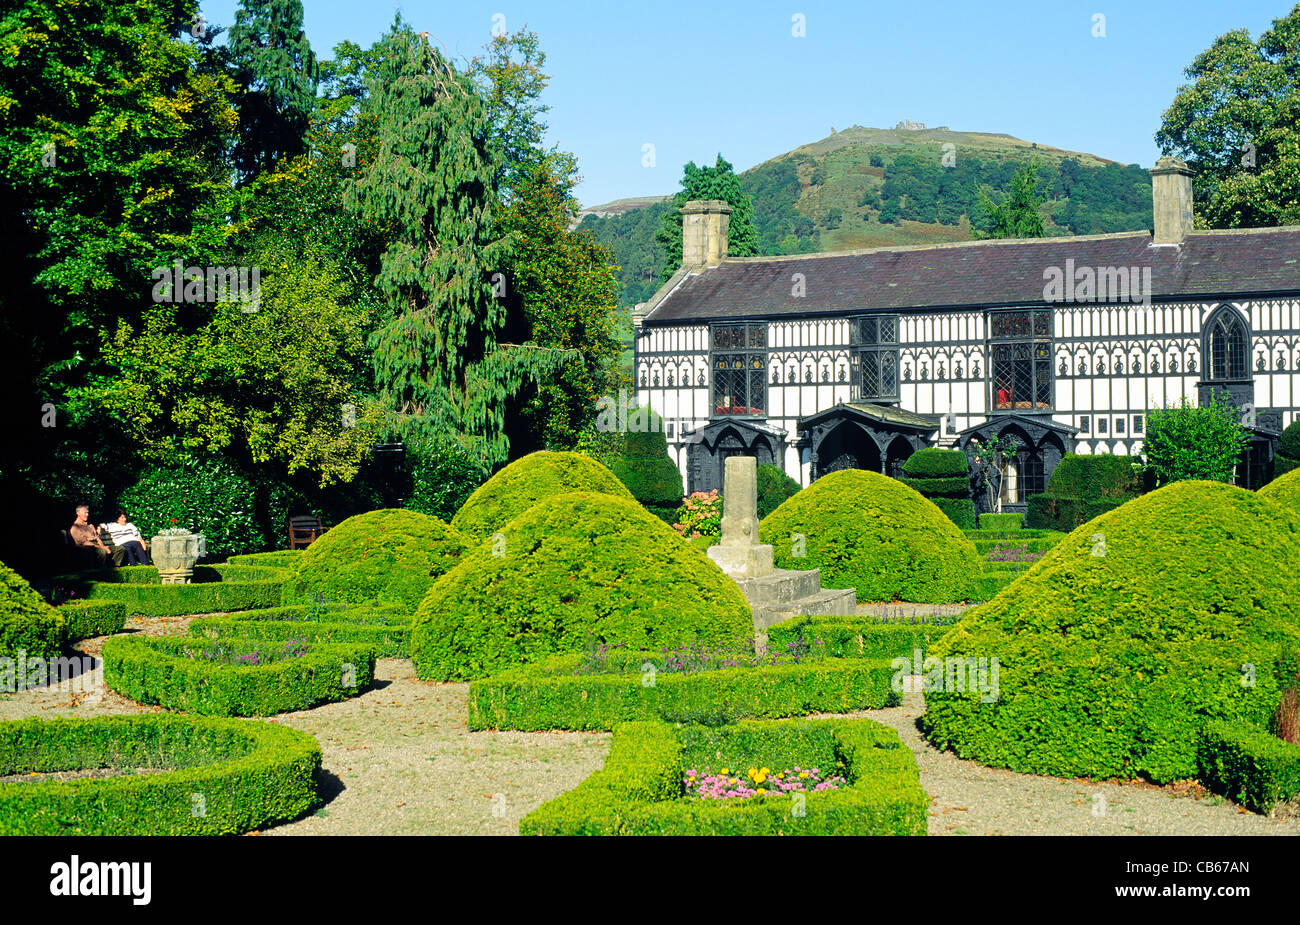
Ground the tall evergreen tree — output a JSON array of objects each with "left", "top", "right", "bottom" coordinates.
[
  {"left": 975, "top": 161, "right": 1047, "bottom": 239},
  {"left": 347, "top": 18, "right": 562, "bottom": 465},
  {"left": 228, "top": 0, "right": 318, "bottom": 181},
  {"left": 657, "top": 154, "right": 759, "bottom": 282}
]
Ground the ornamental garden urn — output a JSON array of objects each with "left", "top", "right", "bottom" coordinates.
[{"left": 151, "top": 530, "right": 202, "bottom": 584}]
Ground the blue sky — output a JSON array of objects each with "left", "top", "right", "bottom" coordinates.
[{"left": 202, "top": 0, "right": 1293, "bottom": 207}]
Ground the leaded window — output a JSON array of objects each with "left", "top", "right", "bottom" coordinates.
[
  {"left": 988, "top": 309, "right": 1053, "bottom": 411},
  {"left": 1205, "top": 308, "right": 1248, "bottom": 381},
  {"left": 711, "top": 323, "right": 767, "bottom": 416},
  {"left": 851, "top": 315, "right": 899, "bottom": 401}
]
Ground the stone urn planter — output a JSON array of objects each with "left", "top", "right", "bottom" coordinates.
[{"left": 151, "top": 532, "right": 201, "bottom": 584}]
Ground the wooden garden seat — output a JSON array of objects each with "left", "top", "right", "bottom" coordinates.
[{"left": 287, "top": 515, "right": 326, "bottom": 550}]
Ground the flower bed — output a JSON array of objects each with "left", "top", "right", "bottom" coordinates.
[
  {"left": 520, "top": 717, "right": 928, "bottom": 836},
  {"left": 685, "top": 764, "right": 847, "bottom": 800},
  {"left": 102, "top": 633, "right": 375, "bottom": 716},
  {"left": 53, "top": 564, "right": 289, "bottom": 617},
  {"left": 467, "top": 650, "right": 899, "bottom": 732},
  {"left": 190, "top": 603, "right": 411, "bottom": 658},
  {"left": 0, "top": 714, "right": 320, "bottom": 835}
]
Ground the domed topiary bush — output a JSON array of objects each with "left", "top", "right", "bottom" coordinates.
[
  {"left": 921, "top": 481, "right": 1300, "bottom": 784},
  {"left": 759, "top": 469, "right": 980, "bottom": 603},
  {"left": 412, "top": 492, "right": 753, "bottom": 681},
  {"left": 610, "top": 407, "right": 684, "bottom": 522},
  {"left": 756, "top": 464, "right": 801, "bottom": 520},
  {"left": 451, "top": 451, "right": 634, "bottom": 540},
  {"left": 1258, "top": 464, "right": 1300, "bottom": 511},
  {"left": 0, "top": 561, "right": 64, "bottom": 661},
  {"left": 284, "top": 509, "right": 467, "bottom": 613}
]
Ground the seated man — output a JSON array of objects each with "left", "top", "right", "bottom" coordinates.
[
  {"left": 101, "top": 510, "right": 150, "bottom": 566},
  {"left": 69, "top": 504, "right": 111, "bottom": 568}
]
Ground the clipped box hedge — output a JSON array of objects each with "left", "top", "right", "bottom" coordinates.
[
  {"left": 901, "top": 447, "right": 968, "bottom": 478},
  {"left": 768, "top": 617, "right": 955, "bottom": 660},
  {"left": 468, "top": 652, "right": 900, "bottom": 732},
  {"left": 56, "top": 600, "right": 127, "bottom": 642},
  {"left": 191, "top": 603, "right": 411, "bottom": 658},
  {"left": 1196, "top": 720, "right": 1300, "bottom": 813},
  {"left": 1024, "top": 495, "right": 1127, "bottom": 532},
  {"left": 932, "top": 497, "right": 976, "bottom": 529},
  {"left": 102, "top": 634, "right": 375, "bottom": 716},
  {"left": 225, "top": 550, "right": 305, "bottom": 568},
  {"left": 0, "top": 714, "right": 320, "bottom": 835},
  {"left": 56, "top": 564, "right": 289, "bottom": 617},
  {"left": 520, "top": 718, "right": 928, "bottom": 836},
  {"left": 978, "top": 513, "right": 1024, "bottom": 530},
  {"left": 2, "top": 560, "right": 66, "bottom": 661}
]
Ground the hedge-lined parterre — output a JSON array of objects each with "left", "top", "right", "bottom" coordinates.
[
  {"left": 55, "top": 563, "right": 289, "bottom": 617},
  {"left": 0, "top": 714, "right": 321, "bottom": 835},
  {"left": 413, "top": 492, "right": 752, "bottom": 682},
  {"left": 191, "top": 603, "right": 411, "bottom": 658},
  {"left": 102, "top": 633, "right": 375, "bottom": 716},
  {"left": 520, "top": 718, "right": 928, "bottom": 836},
  {"left": 767, "top": 616, "right": 956, "bottom": 661},
  {"left": 922, "top": 481, "right": 1300, "bottom": 784},
  {"left": 467, "top": 651, "right": 899, "bottom": 731},
  {"left": 56, "top": 600, "right": 127, "bottom": 642},
  {"left": 282, "top": 509, "right": 466, "bottom": 614},
  {"left": 2, "top": 559, "right": 67, "bottom": 660},
  {"left": 759, "top": 469, "right": 981, "bottom": 603},
  {"left": 450, "top": 450, "right": 634, "bottom": 540}
]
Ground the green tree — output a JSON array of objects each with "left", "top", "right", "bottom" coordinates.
[
  {"left": 975, "top": 161, "right": 1047, "bottom": 239},
  {"left": 227, "top": 0, "right": 319, "bottom": 181},
  {"left": 1156, "top": 5, "right": 1300, "bottom": 227},
  {"left": 657, "top": 154, "right": 760, "bottom": 282},
  {"left": 346, "top": 18, "right": 562, "bottom": 466},
  {"left": 1142, "top": 395, "right": 1250, "bottom": 485}
]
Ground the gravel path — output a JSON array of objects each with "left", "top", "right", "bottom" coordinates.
[{"left": 2, "top": 617, "right": 1295, "bottom": 835}]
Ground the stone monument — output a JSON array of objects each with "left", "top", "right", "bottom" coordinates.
[{"left": 707, "top": 456, "right": 774, "bottom": 579}]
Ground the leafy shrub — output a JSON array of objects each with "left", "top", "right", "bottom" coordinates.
[
  {"left": 1280, "top": 419, "right": 1300, "bottom": 462},
  {"left": 1024, "top": 453, "right": 1142, "bottom": 531},
  {"left": 56, "top": 600, "right": 126, "bottom": 642},
  {"left": 520, "top": 718, "right": 928, "bottom": 836},
  {"left": 921, "top": 481, "right": 1300, "bottom": 783},
  {"left": 0, "top": 560, "right": 64, "bottom": 661},
  {"left": 1142, "top": 395, "right": 1250, "bottom": 484},
  {"left": 978, "top": 513, "right": 1024, "bottom": 530},
  {"left": 451, "top": 451, "right": 634, "bottom": 540},
  {"left": 468, "top": 652, "right": 898, "bottom": 731},
  {"left": 1024, "top": 495, "right": 1127, "bottom": 531},
  {"left": 1196, "top": 721, "right": 1300, "bottom": 813},
  {"left": 0, "top": 715, "right": 320, "bottom": 835},
  {"left": 412, "top": 492, "right": 753, "bottom": 681},
  {"left": 759, "top": 469, "right": 980, "bottom": 603},
  {"left": 756, "top": 464, "right": 801, "bottom": 520},
  {"left": 118, "top": 455, "right": 263, "bottom": 559},
  {"left": 609, "top": 407, "right": 683, "bottom": 507},
  {"left": 57, "top": 564, "right": 288, "bottom": 617},
  {"left": 673, "top": 490, "right": 721, "bottom": 540},
  {"left": 405, "top": 439, "right": 491, "bottom": 523},
  {"left": 1258, "top": 465, "right": 1300, "bottom": 513},
  {"left": 283, "top": 509, "right": 466, "bottom": 614},
  {"left": 102, "top": 633, "right": 375, "bottom": 716},
  {"left": 901, "top": 448, "right": 969, "bottom": 479},
  {"left": 931, "top": 497, "right": 976, "bottom": 529},
  {"left": 225, "top": 550, "right": 304, "bottom": 567}
]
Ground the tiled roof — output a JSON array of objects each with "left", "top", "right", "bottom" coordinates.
[
  {"left": 641, "top": 228, "right": 1300, "bottom": 326},
  {"left": 799, "top": 402, "right": 939, "bottom": 432}
]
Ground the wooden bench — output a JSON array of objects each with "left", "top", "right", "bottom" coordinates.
[{"left": 287, "top": 515, "right": 327, "bottom": 550}]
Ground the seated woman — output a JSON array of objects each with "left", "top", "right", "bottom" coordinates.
[{"left": 101, "top": 510, "right": 150, "bottom": 566}]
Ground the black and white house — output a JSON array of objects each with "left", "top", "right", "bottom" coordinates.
[{"left": 632, "top": 159, "right": 1300, "bottom": 510}]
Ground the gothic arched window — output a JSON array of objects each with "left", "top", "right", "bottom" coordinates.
[{"left": 1205, "top": 307, "right": 1249, "bottom": 381}]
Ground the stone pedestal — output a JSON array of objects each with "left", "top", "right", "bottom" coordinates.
[
  {"left": 707, "top": 457, "right": 775, "bottom": 580},
  {"left": 158, "top": 568, "right": 194, "bottom": 585}
]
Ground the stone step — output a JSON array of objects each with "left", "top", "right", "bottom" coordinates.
[
  {"left": 737, "top": 568, "right": 823, "bottom": 606},
  {"left": 752, "top": 587, "right": 857, "bottom": 631}
]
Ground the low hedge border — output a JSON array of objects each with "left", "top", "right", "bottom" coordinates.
[
  {"left": 191, "top": 604, "right": 411, "bottom": 658},
  {"left": 56, "top": 600, "right": 127, "bottom": 642},
  {"left": 468, "top": 653, "right": 900, "bottom": 732},
  {"left": 102, "top": 634, "right": 375, "bottom": 716},
  {"left": 1196, "top": 720, "right": 1300, "bottom": 813},
  {"left": 55, "top": 564, "right": 289, "bottom": 617},
  {"left": 978, "top": 513, "right": 1024, "bottom": 530},
  {"left": 225, "top": 551, "right": 304, "bottom": 568},
  {"left": 768, "top": 617, "right": 954, "bottom": 660},
  {"left": 0, "top": 714, "right": 320, "bottom": 835},
  {"left": 520, "top": 717, "right": 928, "bottom": 836}
]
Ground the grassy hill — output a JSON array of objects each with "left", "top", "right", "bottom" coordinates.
[{"left": 580, "top": 125, "right": 1154, "bottom": 311}]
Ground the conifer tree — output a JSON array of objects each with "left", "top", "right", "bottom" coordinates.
[
  {"left": 228, "top": 0, "right": 318, "bottom": 180},
  {"left": 657, "top": 155, "right": 760, "bottom": 282}
]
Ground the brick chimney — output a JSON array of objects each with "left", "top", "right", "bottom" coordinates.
[
  {"left": 680, "top": 200, "right": 731, "bottom": 268},
  {"left": 1149, "top": 156, "right": 1195, "bottom": 244}
]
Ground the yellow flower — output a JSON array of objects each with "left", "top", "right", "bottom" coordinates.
[
  {"left": 799, "top": 771, "right": 809, "bottom": 779},
  {"left": 720, "top": 768, "right": 729, "bottom": 775},
  {"left": 756, "top": 788, "right": 766, "bottom": 795}
]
